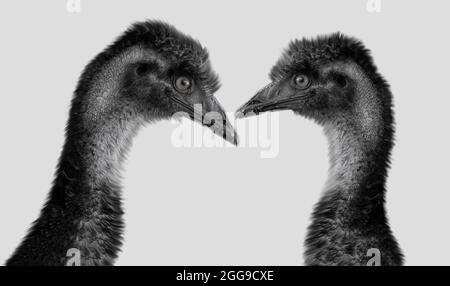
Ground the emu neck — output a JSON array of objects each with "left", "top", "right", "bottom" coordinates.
[
  {"left": 323, "top": 61, "right": 385, "bottom": 200},
  {"left": 324, "top": 122, "right": 382, "bottom": 195},
  {"left": 7, "top": 46, "right": 149, "bottom": 266}
]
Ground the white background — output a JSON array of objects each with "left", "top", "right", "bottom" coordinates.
[{"left": 0, "top": 0, "right": 449, "bottom": 266}]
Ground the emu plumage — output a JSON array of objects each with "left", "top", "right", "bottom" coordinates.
[
  {"left": 237, "top": 33, "right": 404, "bottom": 266},
  {"left": 7, "top": 21, "right": 237, "bottom": 266}
]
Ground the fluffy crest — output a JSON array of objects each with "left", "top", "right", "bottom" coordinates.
[
  {"left": 114, "top": 20, "right": 220, "bottom": 93},
  {"left": 77, "top": 20, "right": 220, "bottom": 97},
  {"left": 270, "top": 32, "right": 379, "bottom": 81}
]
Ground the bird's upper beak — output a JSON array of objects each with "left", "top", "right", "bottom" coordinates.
[
  {"left": 201, "top": 95, "right": 239, "bottom": 145},
  {"left": 170, "top": 93, "right": 239, "bottom": 145},
  {"left": 236, "top": 80, "right": 304, "bottom": 119}
]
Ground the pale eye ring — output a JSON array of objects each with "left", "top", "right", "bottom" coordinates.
[
  {"left": 291, "top": 74, "right": 310, "bottom": 90},
  {"left": 174, "top": 76, "right": 194, "bottom": 94}
]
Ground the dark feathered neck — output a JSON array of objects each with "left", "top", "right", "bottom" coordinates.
[
  {"left": 304, "top": 122, "right": 403, "bottom": 265},
  {"left": 6, "top": 125, "right": 130, "bottom": 266}
]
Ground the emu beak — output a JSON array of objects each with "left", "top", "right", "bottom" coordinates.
[
  {"left": 202, "top": 95, "right": 239, "bottom": 146},
  {"left": 236, "top": 81, "right": 301, "bottom": 119},
  {"left": 170, "top": 93, "right": 239, "bottom": 146}
]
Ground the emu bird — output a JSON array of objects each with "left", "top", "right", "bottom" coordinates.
[
  {"left": 6, "top": 21, "right": 237, "bottom": 266},
  {"left": 236, "top": 33, "right": 403, "bottom": 266}
]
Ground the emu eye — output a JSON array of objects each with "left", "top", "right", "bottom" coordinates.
[
  {"left": 174, "top": 76, "right": 193, "bottom": 94},
  {"left": 291, "top": 74, "right": 310, "bottom": 90}
]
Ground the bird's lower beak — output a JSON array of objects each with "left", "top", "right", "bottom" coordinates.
[{"left": 236, "top": 81, "right": 302, "bottom": 119}]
